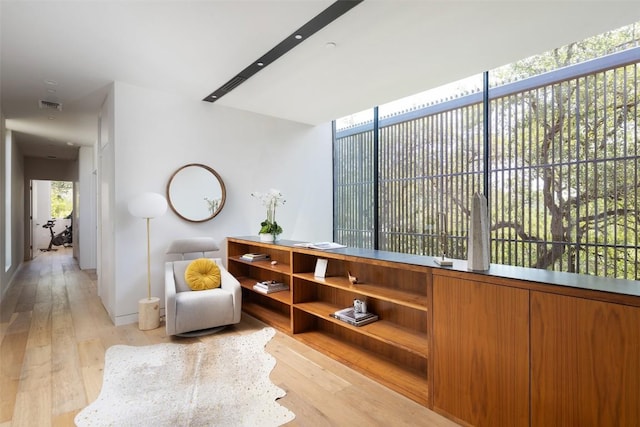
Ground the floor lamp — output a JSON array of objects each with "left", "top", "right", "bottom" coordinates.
[{"left": 128, "top": 192, "right": 167, "bottom": 330}]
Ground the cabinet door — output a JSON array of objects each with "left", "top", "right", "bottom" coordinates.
[
  {"left": 531, "top": 291, "right": 640, "bottom": 426},
  {"left": 433, "top": 276, "right": 529, "bottom": 426}
]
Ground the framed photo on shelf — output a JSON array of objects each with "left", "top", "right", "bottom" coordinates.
[{"left": 314, "top": 258, "right": 328, "bottom": 278}]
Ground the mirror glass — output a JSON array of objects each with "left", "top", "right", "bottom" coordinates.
[{"left": 167, "top": 164, "right": 226, "bottom": 222}]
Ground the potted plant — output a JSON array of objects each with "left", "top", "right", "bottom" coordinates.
[{"left": 252, "top": 189, "right": 286, "bottom": 242}]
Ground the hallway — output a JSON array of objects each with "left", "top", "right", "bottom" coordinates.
[{"left": 0, "top": 248, "right": 168, "bottom": 426}]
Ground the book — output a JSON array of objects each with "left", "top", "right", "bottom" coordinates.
[
  {"left": 253, "top": 283, "right": 289, "bottom": 294},
  {"left": 294, "top": 242, "right": 347, "bottom": 250},
  {"left": 331, "top": 307, "right": 378, "bottom": 326},
  {"left": 241, "top": 253, "right": 270, "bottom": 261},
  {"left": 255, "top": 280, "right": 285, "bottom": 289}
]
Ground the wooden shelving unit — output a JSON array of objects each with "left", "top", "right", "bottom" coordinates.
[
  {"left": 227, "top": 236, "right": 640, "bottom": 427},
  {"left": 227, "top": 236, "right": 431, "bottom": 407}
]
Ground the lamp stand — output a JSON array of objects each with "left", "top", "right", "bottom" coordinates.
[{"left": 138, "top": 217, "right": 160, "bottom": 330}]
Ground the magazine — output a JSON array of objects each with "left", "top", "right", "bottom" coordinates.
[{"left": 294, "top": 242, "right": 347, "bottom": 250}]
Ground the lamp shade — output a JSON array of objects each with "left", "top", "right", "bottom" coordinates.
[{"left": 128, "top": 192, "right": 168, "bottom": 219}]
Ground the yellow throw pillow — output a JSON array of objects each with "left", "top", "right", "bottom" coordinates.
[{"left": 184, "top": 258, "right": 221, "bottom": 291}]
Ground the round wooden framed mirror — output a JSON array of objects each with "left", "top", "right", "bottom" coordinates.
[{"left": 166, "top": 163, "right": 226, "bottom": 222}]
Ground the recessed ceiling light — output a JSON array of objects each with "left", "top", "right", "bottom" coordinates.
[
  {"left": 203, "top": 0, "right": 363, "bottom": 103},
  {"left": 45, "top": 79, "right": 58, "bottom": 86},
  {"left": 47, "top": 116, "right": 55, "bottom": 120},
  {"left": 66, "top": 142, "right": 74, "bottom": 146},
  {"left": 47, "top": 88, "right": 56, "bottom": 93},
  {"left": 325, "top": 42, "right": 337, "bottom": 49}
]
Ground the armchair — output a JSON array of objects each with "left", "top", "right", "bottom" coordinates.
[{"left": 165, "top": 238, "right": 241, "bottom": 336}]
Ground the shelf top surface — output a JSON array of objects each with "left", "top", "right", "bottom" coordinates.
[{"left": 228, "top": 236, "right": 640, "bottom": 299}]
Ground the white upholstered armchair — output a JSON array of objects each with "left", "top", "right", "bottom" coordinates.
[{"left": 165, "top": 238, "right": 241, "bottom": 336}]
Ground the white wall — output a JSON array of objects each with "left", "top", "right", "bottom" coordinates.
[
  {"left": 103, "top": 81, "right": 333, "bottom": 325},
  {"left": 0, "top": 0, "right": 4, "bottom": 299},
  {"left": 78, "top": 146, "right": 97, "bottom": 269},
  {"left": 32, "top": 180, "right": 52, "bottom": 251},
  {"left": 0, "top": 0, "right": 25, "bottom": 298},
  {"left": 0, "top": 129, "right": 25, "bottom": 302},
  {"left": 0, "top": 112, "right": 5, "bottom": 300},
  {"left": 24, "top": 157, "right": 77, "bottom": 181},
  {"left": 13, "top": 140, "right": 25, "bottom": 266},
  {"left": 98, "top": 85, "right": 116, "bottom": 321}
]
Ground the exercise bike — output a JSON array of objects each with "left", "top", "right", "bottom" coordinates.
[{"left": 41, "top": 219, "right": 73, "bottom": 251}]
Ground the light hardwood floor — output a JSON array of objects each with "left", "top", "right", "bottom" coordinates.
[{"left": 0, "top": 248, "right": 458, "bottom": 427}]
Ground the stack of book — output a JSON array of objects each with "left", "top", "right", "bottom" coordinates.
[
  {"left": 253, "top": 280, "right": 289, "bottom": 294},
  {"left": 330, "top": 307, "right": 378, "bottom": 326},
  {"left": 241, "top": 253, "right": 270, "bottom": 262}
]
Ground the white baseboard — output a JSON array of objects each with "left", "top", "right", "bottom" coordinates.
[{"left": 0, "top": 261, "right": 24, "bottom": 303}]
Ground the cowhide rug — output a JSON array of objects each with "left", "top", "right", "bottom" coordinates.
[{"left": 75, "top": 327, "right": 295, "bottom": 426}]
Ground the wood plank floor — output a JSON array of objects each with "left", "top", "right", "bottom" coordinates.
[{"left": 0, "top": 248, "right": 458, "bottom": 426}]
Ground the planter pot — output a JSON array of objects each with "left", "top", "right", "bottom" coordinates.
[{"left": 259, "top": 233, "right": 275, "bottom": 243}]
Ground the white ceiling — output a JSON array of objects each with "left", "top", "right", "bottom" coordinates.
[{"left": 2, "top": 1, "right": 640, "bottom": 160}]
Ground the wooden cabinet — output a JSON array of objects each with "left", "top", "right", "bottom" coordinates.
[
  {"left": 228, "top": 237, "right": 640, "bottom": 427},
  {"left": 530, "top": 291, "right": 640, "bottom": 427},
  {"left": 432, "top": 273, "right": 530, "bottom": 426}
]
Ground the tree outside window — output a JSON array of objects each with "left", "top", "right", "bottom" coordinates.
[
  {"left": 51, "top": 181, "right": 73, "bottom": 218},
  {"left": 334, "top": 21, "right": 640, "bottom": 280}
]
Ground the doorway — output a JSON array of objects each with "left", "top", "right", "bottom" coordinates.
[{"left": 31, "top": 180, "right": 73, "bottom": 257}]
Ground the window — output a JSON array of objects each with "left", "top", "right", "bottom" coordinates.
[{"left": 334, "top": 22, "right": 640, "bottom": 280}]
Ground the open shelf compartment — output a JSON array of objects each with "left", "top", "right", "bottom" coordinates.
[
  {"left": 292, "top": 313, "right": 429, "bottom": 407},
  {"left": 227, "top": 238, "right": 292, "bottom": 274},
  {"left": 238, "top": 276, "right": 292, "bottom": 333},
  {"left": 239, "top": 277, "right": 291, "bottom": 305},
  {"left": 242, "top": 300, "right": 290, "bottom": 332},
  {"left": 229, "top": 256, "right": 291, "bottom": 275},
  {"left": 295, "top": 301, "right": 428, "bottom": 357},
  {"left": 294, "top": 272, "right": 427, "bottom": 310}
]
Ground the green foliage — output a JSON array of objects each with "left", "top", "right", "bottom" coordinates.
[
  {"left": 51, "top": 181, "right": 73, "bottom": 218},
  {"left": 259, "top": 220, "right": 282, "bottom": 236},
  {"left": 489, "top": 23, "right": 640, "bottom": 279},
  {"left": 335, "top": 20, "right": 640, "bottom": 280},
  {"left": 492, "top": 22, "right": 640, "bottom": 82}
]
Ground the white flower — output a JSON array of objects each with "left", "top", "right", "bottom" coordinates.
[
  {"left": 252, "top": 189, "right": 286, "bottom": 209},
  {"left": 252, "top": 189, "right": 286, "bottom": 234}
]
